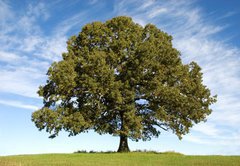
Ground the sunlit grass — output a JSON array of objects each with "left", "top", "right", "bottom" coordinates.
[{"left": 0, "top": 152, "right": 239, "bottom": 166}]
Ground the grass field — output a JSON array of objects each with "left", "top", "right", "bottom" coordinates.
[{"left": 0, "top": 152, "right": 240, "bottom": 166}]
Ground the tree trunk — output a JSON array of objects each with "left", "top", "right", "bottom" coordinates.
[
  {"left": 117, "top": 111, "right": 130, "bottom": 152},
  {"left": 117, "top": 135, "right": 130, "bottom": 152}
]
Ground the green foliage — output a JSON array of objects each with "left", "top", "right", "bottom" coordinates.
[{"left": 32, "top": 16, "right": 216, "bottom": 143}]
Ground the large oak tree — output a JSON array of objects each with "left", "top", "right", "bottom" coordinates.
[{"left": 32, "top": 16, "right": 216, "bottom": 152}]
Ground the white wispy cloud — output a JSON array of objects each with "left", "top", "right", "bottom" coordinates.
[
  {"left": 191, "top": 123, "right": 220, "bottom": 137},
  {"left": 0, "top": 0, "right": 13, "bottom": 21},
  {"left": 0, "top": 0, "right": 91, "bottom": 101},
  {"left": 0, "top": 50, "right": 49, "bottom": 98},
  {"left": 19, "top": 36, "right": 43, "bottom": 52},
  {"left": 147, "top": 7, "right": 168, "bottom": 18},
  {"left": 53, "top": 11, "right": 88, "bottom": 36},
  {"left": 218, "top": 11, "right": 238, "bottom": 20},
  {"left": 139, "top": 0, "right": 155, "bottom": 10},
  {"left": 0, "top": 1, "right": 67, "bottom": 99},
  {"left": 14, "top": 2, "right": 49, "bottom": 37},
  {"left": 0, "top": 67, "right": 45, "bottom": 98},
  {"left": 26, "top": 2, "right": 50, "bottom": 21},
  {"left": 0, "top": 99, "right": 38, "bottom": 110},
  {"left": 210, "top": 94, "right": 240, "bottom": 126},
  {"left": 184, "top": 131, "right": 240, "bottom": 146},
  {"left": 0, "top": 51, "right": 23, "bottom": 63},
  {"left": 88, "top": 0, "right": 99, "bottom": 5}
]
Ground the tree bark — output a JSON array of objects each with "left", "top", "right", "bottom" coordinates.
[
  {"left": 117, "top": 111, "right": 130, "bottom": 152},
  {"left": 117, "top": 135, "right": 130, "bottom": 152}
]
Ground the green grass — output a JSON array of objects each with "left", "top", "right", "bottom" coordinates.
[{"left": 0, "top": 152, "right": 239, "bottom": 166}]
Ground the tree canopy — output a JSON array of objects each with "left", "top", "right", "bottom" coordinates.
[{"left": 32, "top": 16, "right": 217, "bottom": 152}]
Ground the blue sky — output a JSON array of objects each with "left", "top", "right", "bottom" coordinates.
[{"left": 0, "top": 0, "right": 240, "bottom": 156}]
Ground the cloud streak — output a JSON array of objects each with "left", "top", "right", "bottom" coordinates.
[
  {"left": 0, "top": 1, "right": 66, "bottom": 99},
  {"left": 0, "top": 99, "right": 38, "bottom": 110}
]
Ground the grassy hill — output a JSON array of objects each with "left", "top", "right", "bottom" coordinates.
[{"left": 0, "top": 152, "right": 239, "bottom": 166}]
